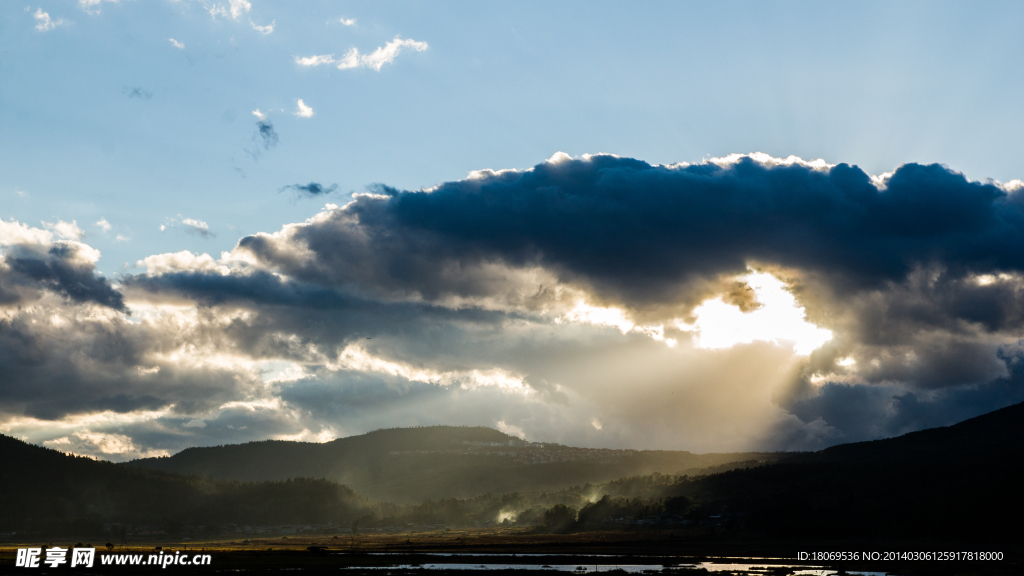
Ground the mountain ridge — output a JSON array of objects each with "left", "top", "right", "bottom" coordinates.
[
  {"left": 124, "top": 424, "right": 784, "bottom": 502},
  {"left": 3, "top": 400, "right": 1022, "bottom": 540},
  {"left": 123, "top": 402, "right": 1024, "bottom": 503}
]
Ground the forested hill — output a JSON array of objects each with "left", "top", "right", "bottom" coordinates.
[
  {"left": 129, "top": 425, "right": 513, "bottom": 481},
  {"left": 125, "top": 425, "right": 784, "bottom": 503},
  {"left": 4, "top": 403, "right": 1023, "bottom": 541},
  {"left": 662, "top": 400, "right": 1024, "bottom": 542},
  {"left": 125, "top": 426, "right": 515, "bottom": 485},
  {"left": 0, "top": 435, "right": 368, "bottom": 533}
]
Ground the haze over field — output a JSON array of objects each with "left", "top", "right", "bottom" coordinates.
[{"left": 3, "top": 1, "right": 1024, "bottom": 462}]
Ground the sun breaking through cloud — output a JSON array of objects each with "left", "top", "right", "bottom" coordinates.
[
  {"left": 5, "top": 153, "right": 1024, "bottom": 460},
  {"left": 682, "top": 271, "right": 833, "bottom": 355}
]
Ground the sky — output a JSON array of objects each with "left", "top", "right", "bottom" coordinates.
[{"left": 2, "top": 0, "right": 1024, "bottom": 461}]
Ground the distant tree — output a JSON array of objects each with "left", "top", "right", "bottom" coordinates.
[
  {"left": 515, "top": 507, "right": 542, "bottom": 525},
  {"left": 542, "top": 504, "right": 577, "bottom": 533},
  {"left": 663, "top": 496, "right": 691, "bottom": 516}
]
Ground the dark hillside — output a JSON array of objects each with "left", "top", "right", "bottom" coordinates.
[
  {"left": 130, "top": 426, "right": 513, "bottom": 478},
  {"left": 663, "top": 400, "right": 1024, "bottom": 541},
  {"left": 0, "top": 435, "right": 368, "bottom": 535},
  {"left": 5, "top": 401, "right": 1024, "bottom": 543},
  {"left": 126, "top": 425, "right": 784, "bottom": 502}
]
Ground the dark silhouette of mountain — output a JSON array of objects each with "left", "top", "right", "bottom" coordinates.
[
  {"left": 661, "top": 401, "right": 1024, "bottom": 541},
  {"left": 128, "top": 426, "right": 511, "bottom": 483},
  {"left": 6, "top": 403, "right": 1021, "bottom": 542},
  {"left": 0, "top": 435, "right": 368, "bottom": 534},
  {"left": 124, "top": 425, "right": 783, "bottom": 502}
]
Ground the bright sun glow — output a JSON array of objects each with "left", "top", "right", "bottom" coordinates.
[{"left": 681, "top": 271, "right": 832, "bottom": 355}]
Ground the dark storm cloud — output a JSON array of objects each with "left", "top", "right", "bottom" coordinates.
[
  {"left": 382, "top": 158, "right": 1020, "bottom": 300},
  {"left": 0, "top": 309, "right": 245, "bottom": 420},
  {"left": 236, "top": 156, "right": 1024, "bottom": 312},
  {"left": 219, "top": 154, "right": 1024, "bottom": 400},
  {"left": 777, "top": 358, "right": 1024, "bottom": 449},
  {"left": 281, "top": 182, "right": 339, "bottom": 197},
  {"left": 2, "top": 244, "right": 125, "bottom": 311},
  {"left": 790, "top": 266, "right": 1024, "bottom": 391},
  {"left": 125, "top": 269, "right": 354, "bottom": 308},
  {"left": 125, "top": 269, "right": 509, "bottom": 320},
  {"left": 123, "top": 268, "right": 514, "bottom": 366},
  {"left": 9, "top": 154, "right": 1024, "bottom": 456}
]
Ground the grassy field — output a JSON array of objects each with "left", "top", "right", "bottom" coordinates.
[{"left": 0, "top": 526, "right": 711, "bottom": 554}]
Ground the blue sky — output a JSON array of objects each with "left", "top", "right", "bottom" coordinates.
[
  {"left": 4, "top": 1, "right": 1023, "bottom": 275},
  {"left": 2, "top": 1, "right": 1024, "bottom": 460}
]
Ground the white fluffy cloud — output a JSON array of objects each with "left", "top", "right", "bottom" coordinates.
[
  {"left": 295, "top": 37, "right": 428, "bottom": 71},
  {"left": 78, "top": 0, "right": 119, "bottom": 16},
  {"left": 169, "top": 38, "right": 185, "bottom": 50},
  {"left": 293, "top": 99, "right": 314, "bottom": 118},
  {"left": 33, "top": 8, "right": 65, "bottom": 32},
  {"left": 0, "top": 218, "right": 53, "bottom": 246},
  {"left": 182, "top": 218, "right": 212, "bottom": 236},
  {"left": 341, "top": 37, "right": 429, "bottom": 71},
  {"left": 295, "top": 54, "right": 335, "bottom": 67},
  {"left": 135, "top": 250, "right": 229, "bottom": 275},
  {"left": 250, "top": 19, "right": 274, "bottom": 35},
  {"left": 229, "top": 0, "right": 250, "bottom": 19},
  {"left": 160, "top": 216, "right": 214, "bottom": 238},
  {"left": 204, "top": 0, "right": 250, "bottom": 20},
  {"left": 42, "top": 219, "right": 84, "bottom": 241}
]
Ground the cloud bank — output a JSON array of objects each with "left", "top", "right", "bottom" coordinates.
[{"left": 5, "top": 153, "right": 1024, "bottom": 461}]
